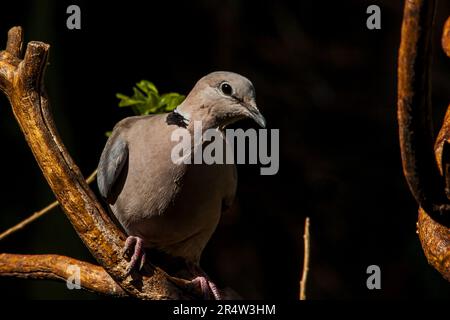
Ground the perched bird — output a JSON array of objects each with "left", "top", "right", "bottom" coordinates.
[{"left": 97, "top": 71, "right": 265, "bottom": 299}]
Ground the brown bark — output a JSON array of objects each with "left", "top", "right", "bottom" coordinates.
[
  {"left": 397, "top": 0, "right": 449, "bottom": 222},
  {"left": 442, "top": 17, "right": 450, "bottom": 58},
  {"left": 417, "top": 209, "right": 450, "bottom": 282},
  {"left": 0, "top": 253, "right": 127, "bottom": 297},
  {"left": 398, "top": 0, "right": 450, "bottom": 281},
  {"left": 0, "top": 26, "right": 201, "bottom": 299}
]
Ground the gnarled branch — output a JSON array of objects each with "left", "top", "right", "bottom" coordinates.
[
  {"left": 398, "top": 0, "right": 450, "bottom": 223},
  {"left": 417, "top": 209, "right": 450, "bottom": 281},
  {"left": 0, "top": 253, "right": 127, "bottom": 297},
  {"left": 0, "top": 26, "right": 201, "bottom": 299},
  {"left": 398, "top": 0, "right": 450, "bottom": 281}
]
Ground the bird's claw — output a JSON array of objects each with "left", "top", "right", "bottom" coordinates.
[
  {"left": 122, "top": 236, "right": 146, "bottom": 275},
  {"left": 191, "top": 276, "right": 221, "bottom": 300}
]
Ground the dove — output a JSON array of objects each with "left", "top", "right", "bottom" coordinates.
[{"left": 97, "top": 71, "right": 265, "bottom": 299}]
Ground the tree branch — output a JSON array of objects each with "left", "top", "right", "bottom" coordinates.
[
  {"left": 398, "top": 1, "right": 450, "bottom": 282},
  {"left": 415, "top": 14, "right": 450, "bottom": 282},
  {"left": 442, "top": 17, "right": 450, "bottom": 58},
  {"left": 0, "top": 26, "right": 201, "bottom": 299},
  {"left": 397, "top": 0, "right": 450, "bottom": 224},
  {"left": 0, "top": 253, "right": 127, "bottom": 297},
  {"left": 299, "top": 217, "right": 310, "bottom": 300},
  {"left": 417, "top": 208, "right": 450, "bottom": 281},
  {"left": 6, "top": 26, "right": 23, "bottom": 57}
]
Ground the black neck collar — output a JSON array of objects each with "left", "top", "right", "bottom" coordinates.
[{"left": 166, "top": 109, "right": 188, "bottom": 128}]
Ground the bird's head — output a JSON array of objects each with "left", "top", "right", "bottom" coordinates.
[{"left": 175, "top": 71, "right": 266, "bottom": 129}]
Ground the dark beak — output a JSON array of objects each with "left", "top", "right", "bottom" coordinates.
[{"left": 246, "top": 104, "right": 266, "bottom": 128}]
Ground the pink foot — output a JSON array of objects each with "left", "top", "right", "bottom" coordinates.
[
  {"left": 188, "top": 262, "right": 221, "bottom": 300},
  {"left": 192, "top": 276, "right": 221, "bottom": 300},
  {"left": 122, "top": 236, "right": 146, "bottom": 275}
]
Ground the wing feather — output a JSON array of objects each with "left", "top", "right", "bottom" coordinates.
[{"left": 97, "top": 136, "right": 129, "bottom": 200}]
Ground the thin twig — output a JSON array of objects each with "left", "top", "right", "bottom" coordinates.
[
  {"left": 0, "top": 170, "right": 97, "bottom": 241},
  {"left": 299, "top": 217, "right": 310, "bottom": 300}
]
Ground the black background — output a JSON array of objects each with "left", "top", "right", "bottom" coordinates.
[{"left": 1, "top": 0, "right": 450, "bottom": 299}]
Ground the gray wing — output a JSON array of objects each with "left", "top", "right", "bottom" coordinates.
[{"left": 97, "top": 135, "right": 129, "bottom": 200}]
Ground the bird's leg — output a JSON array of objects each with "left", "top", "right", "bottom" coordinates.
[
  {"left": 191, "top": 276, "right": 211, "bottom": 300},
  {"left": 122, "top": 235, "right": 146, "bottom": 275},
  {"left": 206, "top": 278, "right": 221, "bottom": 300},
  {"left": 188, "top": 263, "right": 221, "bottom": 300}
]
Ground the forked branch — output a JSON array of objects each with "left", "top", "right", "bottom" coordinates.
[
  {"left": 0, "top": 26, "right": 199, "bottom": 299},
  {"left": 398, "top": 0, "right": 450, "bottom": 281}
]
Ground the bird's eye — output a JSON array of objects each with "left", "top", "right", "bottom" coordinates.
[{"left": 220, "top": 82, "right": 233, "bottom": 96}]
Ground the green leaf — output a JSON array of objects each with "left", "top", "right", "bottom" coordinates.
[
  {"left": 118, "top": 98, "right": 142, "bottom": 107},
  {"left": 110, "top": 80, "right": 185, "bottom": 136},
  {"left": 144, "top": 91, "right": 160, "bottom": 109},
  {"left": 132, "top": 87, "right": 146, "bottom": 100},
  {"left": 136, "top": 80, "right": 159, "bottom": 95},
  {"left": 160, "top": 93, "right": 185, "bottom": 111},
  {"left": 115, "top": 80, "right": 185, "bottom": 116},
  {"left": 135, "top": 103, "right": 153, "bottom": 115},
  {"left": 116, "top": 93, "right": 129, "bottom": 100}
]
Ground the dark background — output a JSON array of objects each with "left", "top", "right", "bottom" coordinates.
[{"left": 0, "top": 0, "right": 450, "bottom": 299}]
